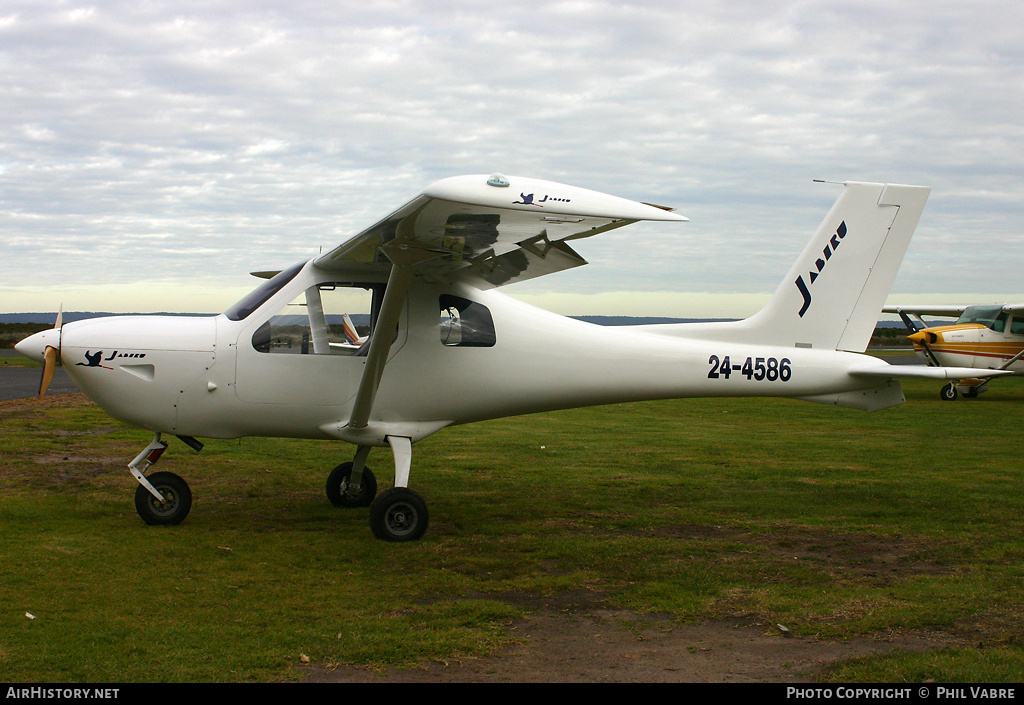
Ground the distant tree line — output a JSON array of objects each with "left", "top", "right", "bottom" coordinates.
[
  {"left": 0, "top": 323, "right": 48, "bottom": 349},
  {"left": 869, "top": 325, "right": 912, "bottom": 348}
]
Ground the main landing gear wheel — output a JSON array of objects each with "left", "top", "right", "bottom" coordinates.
[
  {"left": 134, "top": 471, "right": 192, "bottom": 525},
  {"left": 940, "top": 382, "right": 958, "bottom": 401},
  {"left": 326, "top": 462, "right": 378, "bottom": 508},
  {"left": 370, "top": 487, "right": 429, "bottom": 542}
]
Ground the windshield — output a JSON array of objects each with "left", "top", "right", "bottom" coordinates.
[
  {"left": 224, "top": 261, "right": 306, "bottom": 321},
  {"left": 955, "top": 305, "right": 1007, "bottom": 332}
]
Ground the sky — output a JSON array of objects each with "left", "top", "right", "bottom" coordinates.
[{"left": 2, "top": 0, "right": 1022, "bottom": 319}]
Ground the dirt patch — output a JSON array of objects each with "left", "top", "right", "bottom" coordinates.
[
  {"left": 0, "top": 392, "right": 92, "bottom": 414},
  {"left": 301, "top": 526, "right": 960, "bottom": 683},
  {"left": 301, "top": 608, "right": 948, "bottom": 683},
  {"left": 649, "top": 523, "right": 953, "bottom": 585}
]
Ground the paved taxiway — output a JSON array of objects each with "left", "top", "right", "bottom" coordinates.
[{"left": 0, "top": 365, "right": 79, "bottom": 401}]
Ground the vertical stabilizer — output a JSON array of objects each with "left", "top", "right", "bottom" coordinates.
[
  {"left": 769, "top": 181, "right": 930, "bottom": 351},
  {"left": 653, "top": 181, "right": 930, "bottom": 352}
]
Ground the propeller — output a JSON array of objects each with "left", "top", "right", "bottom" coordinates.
[
  {"left": 896, "top": 309, "right": 942, "bottom": 367},
  {"left": 37, "top": 307, "right": 62, "bottom": 397},
  {"left": 907, "top": 328, "right": 942, "bottom": 367}
]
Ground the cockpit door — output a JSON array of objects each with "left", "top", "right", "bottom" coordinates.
[{"left": 234, "top": 280, "right": 406, "bottom": 406}]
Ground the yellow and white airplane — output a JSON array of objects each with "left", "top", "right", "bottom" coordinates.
[
  {"left": 16, "top": 174, "right": 1010, "bottom": 541},
  {"left": 883, "top": 303, "right": 1024, "bottom": 399}
]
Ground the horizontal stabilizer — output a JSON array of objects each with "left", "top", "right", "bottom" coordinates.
[{"left": 848, "top": 364, "right": 1013, "bottom": 381}]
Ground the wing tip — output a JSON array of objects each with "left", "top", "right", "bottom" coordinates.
[{"left": 423, "top": 173, "right": 688, "bottom": 222}]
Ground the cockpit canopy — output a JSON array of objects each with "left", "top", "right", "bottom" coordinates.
[{"left": 956, "top": 305, "right": 1008, "bottom": 332}]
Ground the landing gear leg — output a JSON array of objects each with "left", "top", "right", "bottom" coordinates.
[
  {"left": 129, "top": 433, "right": 193, "bottom": 525},
  {"left": 369, "top": 436, "right": 429, "bottom": 542}
]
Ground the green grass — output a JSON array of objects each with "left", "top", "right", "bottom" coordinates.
[
  {"left": 0, "top": 350, "right": 40, "bottom": 368},
  {"left": 3, "top": 378, "right": 1024, "bottom": 682}
]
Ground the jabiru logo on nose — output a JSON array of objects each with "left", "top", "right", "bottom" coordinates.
[{"left": 76, "top": 350, "right": 147, "bottom": 369}]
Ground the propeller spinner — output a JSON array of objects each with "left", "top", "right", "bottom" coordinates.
[{"left": 14, "top": 309, "right": 63, "bottom": 397}]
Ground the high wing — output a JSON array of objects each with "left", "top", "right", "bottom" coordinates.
[
  {"left": 313, "top": 173, "right": 687, "bottom": 287},
  {"left": 882, "top": 304, "right": 970, "bottom": 318},
  {"left": 313, "top": 174, "right": 687, "bottom": 438},
  {"left": 883, "top": 303, "right": 1024, "bottom": 318}
]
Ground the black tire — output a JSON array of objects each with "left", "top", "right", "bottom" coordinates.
[
  {"left": 134, "top": 471, "right": 192, "bottom": 525},
  {"left": 940, "top": 383, "right": 958, "bottom": 401},
  {"left": 326, "top": 462, "right": 377, "bottom": 507},
  {"left": 369, "top": 488, "right": 429, "bottom": 542}
]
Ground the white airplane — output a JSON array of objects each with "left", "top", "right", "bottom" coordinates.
[
  {"left": 15, "top": 174, "right": 1010, "bottom": 541},
  {"left": 882, "top": 303, "right": 1024, "bottom": 399}
]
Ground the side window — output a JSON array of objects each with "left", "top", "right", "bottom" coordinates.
[
  {"left": 439, "top": 295, "right": 495, "bottom": 347},
  {"left": 1011, "top": 316, "right": 1024, "bottom": 336},
  {"left": 253, "top": 283, "right": 380, "bottom": 355},
  {"left": 993, "top": 312, "right": 1008, "bottom": 333}
]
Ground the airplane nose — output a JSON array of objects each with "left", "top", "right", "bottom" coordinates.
[
  {"left": 907, "top": 330, "right": 937, "bottom": 345},
  {"left": 14, "top": 328, "right": 61, "bottom": 363}
]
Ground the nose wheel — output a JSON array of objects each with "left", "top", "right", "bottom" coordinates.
[
  {"left": 134, "top": 471, "right": 192, "bottom": 525},
  {"left": 128, "top": 433, "right": 193, "bottom": 525}
]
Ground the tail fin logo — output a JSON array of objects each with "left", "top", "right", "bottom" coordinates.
[{"left": 795, "top": 221, "right": 847, "bottom": 317}]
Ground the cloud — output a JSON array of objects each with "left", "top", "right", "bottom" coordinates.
[{"left": 1, "top": 0, "right": 1022, "bottom": 315}]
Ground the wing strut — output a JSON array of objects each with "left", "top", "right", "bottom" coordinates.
[
  {"left": 998, "top": 347, "right": 1024, "bottom": 371},
  {"left": 347, "top": 208, "right": 439, "bottom": 430},
  {"left": 348, "top": 260, "right": 414, "bottom": 429}
]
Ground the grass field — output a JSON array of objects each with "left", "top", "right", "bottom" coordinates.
[{"left": 2, "top": 377, "right": 1024, "bottom": 683}]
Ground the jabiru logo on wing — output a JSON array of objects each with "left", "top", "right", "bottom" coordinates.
[
  {"left": 794, "top": 221, "right": 847, "bottom": 317},
  {"left": 512, "top": 193, "right": 572, "bottom": 207}
]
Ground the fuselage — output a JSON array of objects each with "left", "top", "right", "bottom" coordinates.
[{"left": 16, "top": 258, "right": 897, "bottom": 447}]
